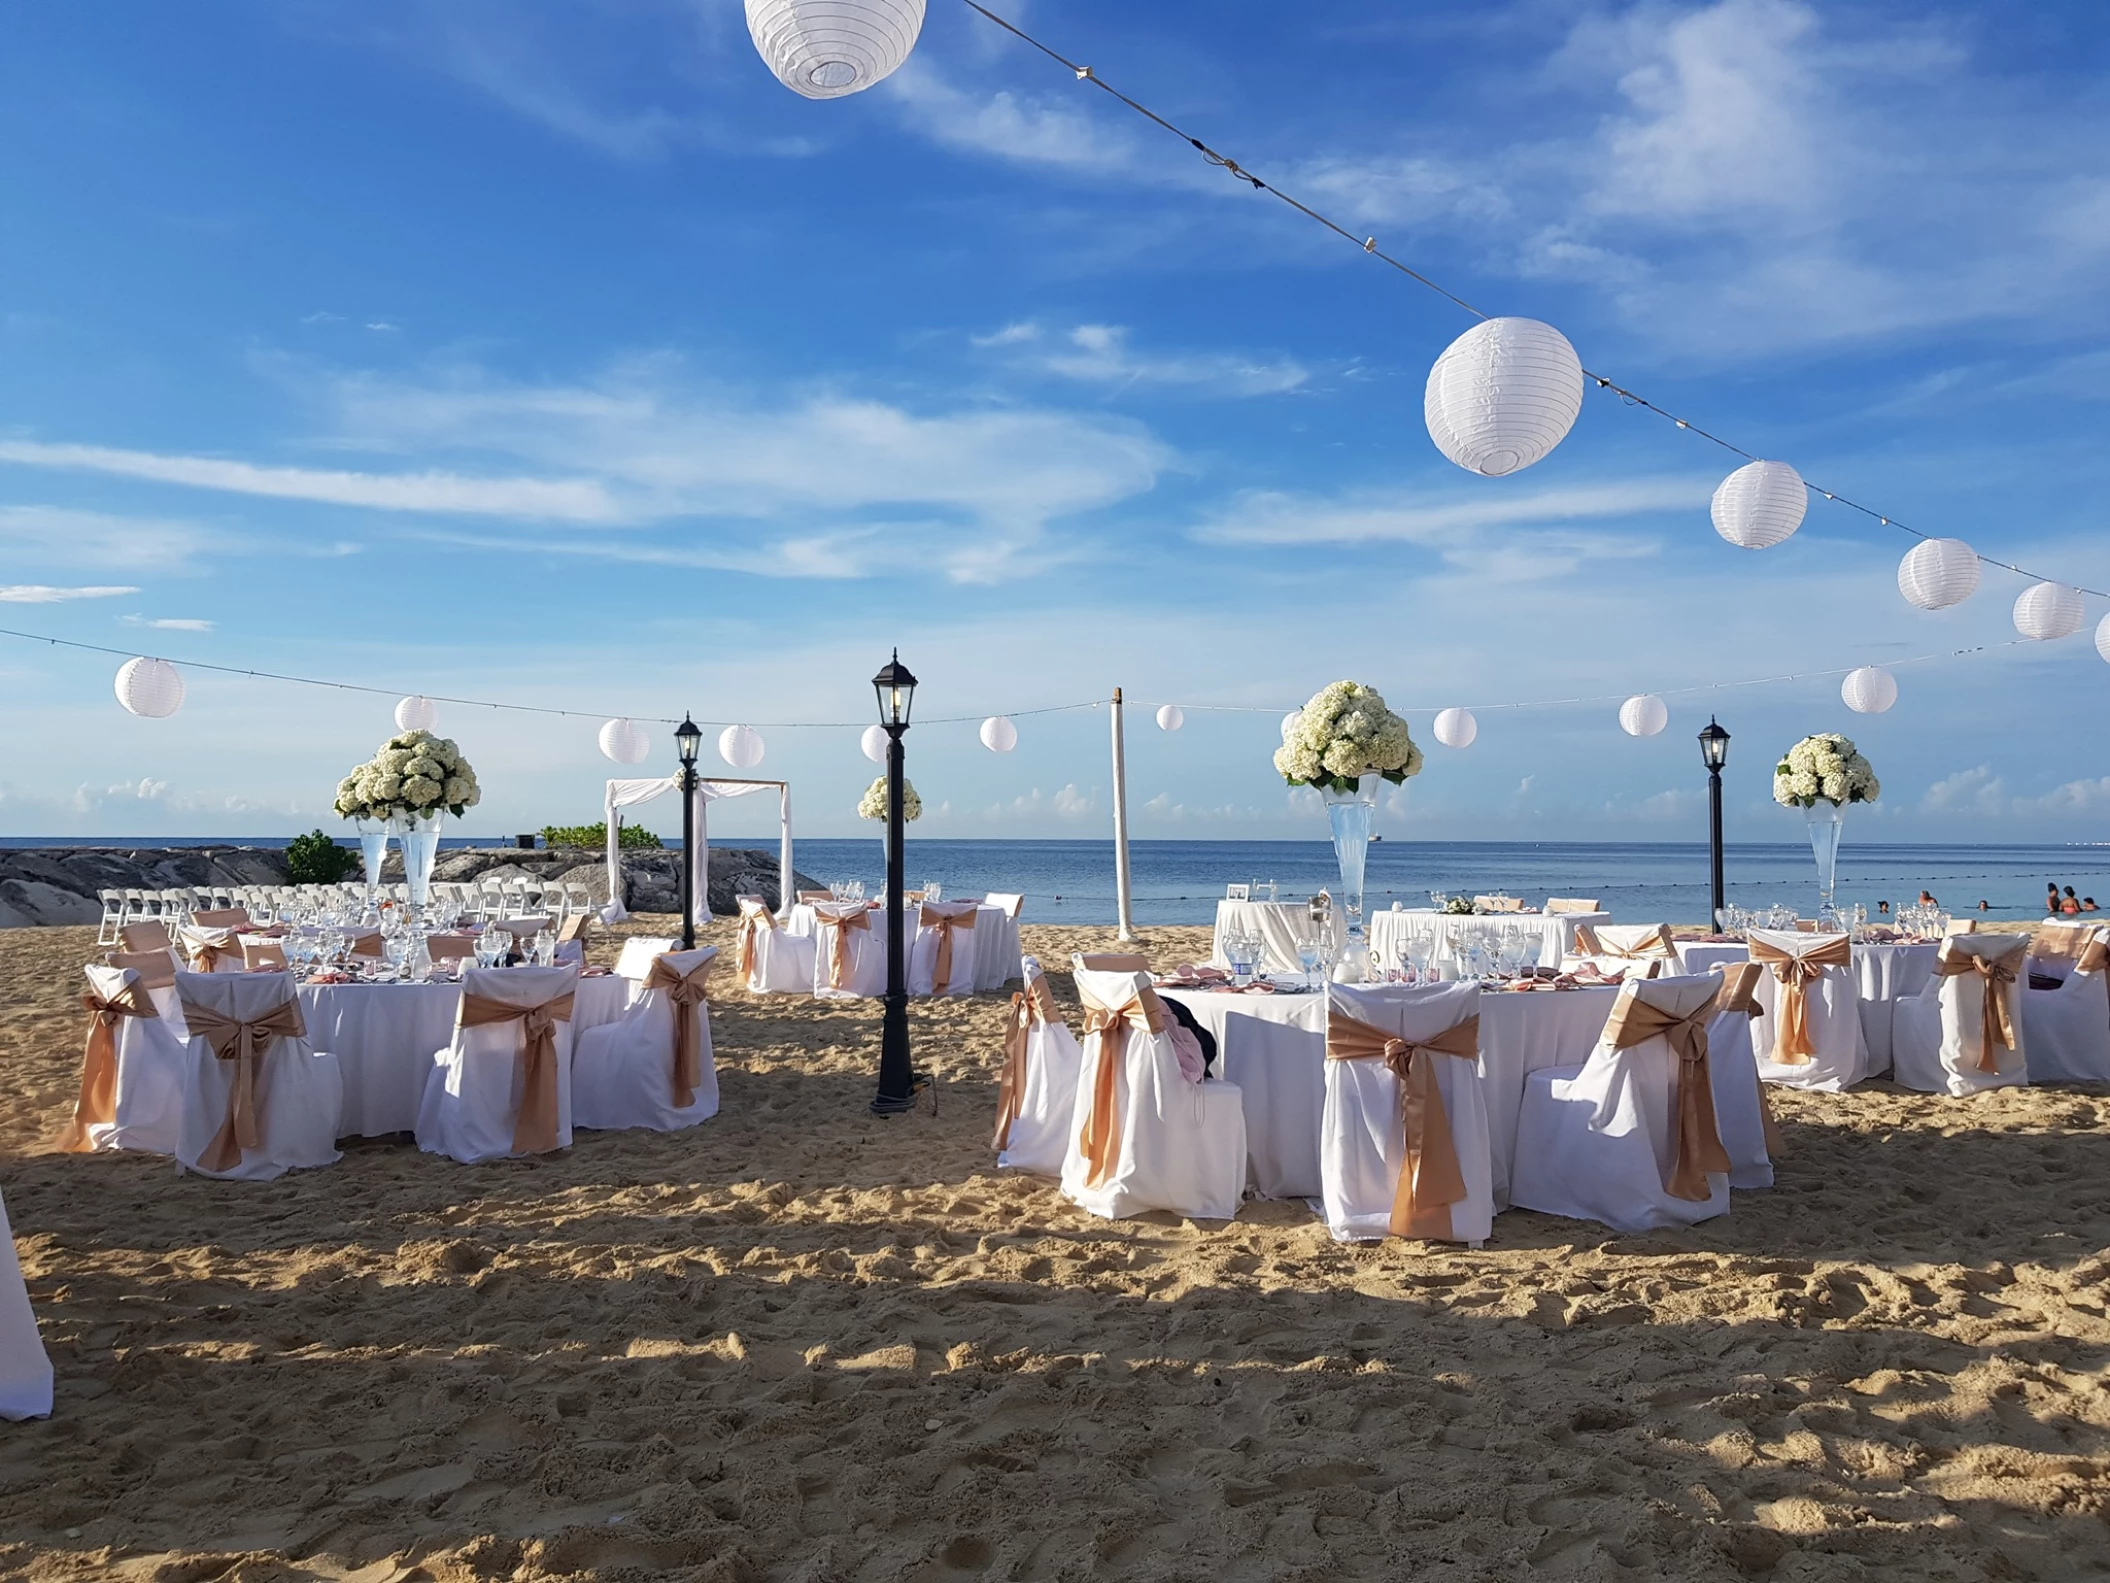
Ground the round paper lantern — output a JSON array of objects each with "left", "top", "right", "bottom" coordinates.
[
  {"left": 719, "top": 723, "right": 765, "bottom": 769},
  {"left": 598, "top": 718, "right": 651, "bottom": 764},
  {"left": 114, "top": 656, "right": 184, "bottom": 718},
  {"left": 1424, "top": 316, "right": 1584, "bottom": 477},
  {"left": 1618, "top": 694, "right": 1668, "bottom": 737},
  {"left": 860, "top": 723, "right": 888, "bottom": 764},
  {"left": 979, "top": 715, "right": 1018, "bottom": 753},
  {"left": 2096, "top": 612, "right": 2110, "bottom": 665},
  {"left": 1710, "top": 460, "right": 1806, "bottom": 549},
  {"left": 1841, "top": 666, "right": 1898, "bottom": 714},
  {"left": 2014, "top": 581, "right": 2085, "bottom": 641},
  {"left": 1280, "top": 710, "right": 1300, "bottom": 739},
  {"left": 745, "top": 0, "right": 924, "bottom": 99},
  {"left": 394, "top": 695, "right": 440, "bottom": 732},
  {"left": 1897, "top": 538, "right": 1980, "bottom": 610},
  {"left": 1432, "top": 707, "right": 1478, "bottom": 749},
  {"left": 1156, "top": 704, "right": 1184, "bottom": 732}
]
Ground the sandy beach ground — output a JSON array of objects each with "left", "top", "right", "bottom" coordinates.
[{"left": 1, "top": 917, "right": 2107, "bottom": 1581}]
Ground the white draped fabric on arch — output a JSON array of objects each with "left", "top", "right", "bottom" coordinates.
[{"left": 603, "top": 777, "right": 795, "bottom": 932}]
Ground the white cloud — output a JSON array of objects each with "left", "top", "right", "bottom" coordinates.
[
  {"left": 1922, "top": 765, "right": 2007, "bottom": 815},
  {"left": 0, "top": 584, "right": 139, "bottom": 603},
  {"left": 1194, "top": 476, "right": 1705, "bottom": 549},
  {"left": 122, "top": 615, "right": 214, "bottom": 632},
  {"left": 884, "top": 59, "right": 1147, "bottom": 177},
  {"left": 0, "top": 505, "right": 212, "bottom": 574},
  {"left": 1017, "top": 323, "right": 1310, "bottom": 397},
  {"left": 107, "top": 776, "right": 169, "bottom": 800},
  {"left": 972, "top": 321, "right": 1042, "bottom": 348}
]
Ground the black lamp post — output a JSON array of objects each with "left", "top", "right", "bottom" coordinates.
[
  {"left": 1699, "top": 717, "right": 1730, "bottom": 932},
  {"left": 674, "top": 715, "right": 702, "bottom": 951},
  {"left": 871, "top": 651, "right": 919, "bottom": 1115}
]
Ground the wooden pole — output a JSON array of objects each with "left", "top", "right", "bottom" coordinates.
[{"left": 1110, "top": 687, "right": 1135, "bottom": 942}]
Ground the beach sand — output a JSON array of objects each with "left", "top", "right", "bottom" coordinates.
[{"left": 1, "top": 918, "right": 2107, "bottom": 1580}]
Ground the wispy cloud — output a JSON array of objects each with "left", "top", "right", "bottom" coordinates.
[
  {"left": 0, "top": 584, "right": 139, "bottom": 603},
  {"left": 0, "top": 505, "right": 212, "bottom": 574},
  {"left": 987, "top": 322, "right": 1310, "bottom": 397},
  {"left": 122, "top": 615, "right": 214, "bottom": 632}
]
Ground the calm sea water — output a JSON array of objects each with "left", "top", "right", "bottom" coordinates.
[{"left": 10, "top": 836, "right": 2104, "bottom": 925}]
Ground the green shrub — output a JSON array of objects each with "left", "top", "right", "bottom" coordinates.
[
  {"left": 284, "top": 828, "right": 361, "bottom": 884},
  {"left": 540, "top": 822, "right": 662, "bottom": 850}
]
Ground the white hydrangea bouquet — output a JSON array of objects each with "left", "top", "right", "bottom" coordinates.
[
  {"left": 334, "top": 729, "right": 482, "bottom": 822},
  {"left": 858, "top": 775, "right": 920, "bottom": 822},
  {"left": 1275, "top": 680, "right": 1424, "bottom": 793},
  {"left": 1772, "top": 733, "right": 1880, "bottom": 809}
]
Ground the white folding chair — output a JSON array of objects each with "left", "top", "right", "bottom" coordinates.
[
  {"left": 1059, "top": 962, "right": 1246, "bottom": 1221},
  {"left": 909, "top": 902, "right": 979, "bottom": 997},
  {"left": 813, "top": 903, "right": 886, "bottom": 999},
  {"left": 478, "top": 881, "right": 508, "bottom": 923},
  {"left": 736, "top": 896, "right": 814, "bottom": 994},
  {"left": 95, "top": 889, "right": 127, "bottom": 945},
  {"left": 415, "top": 964, "right": 581, "bottom": 1163},
  {"left": 2022, "top": 930, "right": 2110, "bottom": 1083},
  {"left": 1745, "top": 927, "right": 1865, "bottom": 1091},
  {"left": 65, "top": 962, "right": 189, "bottom": 1155},
  {"left": 565, "top": 882, "right": 594, "bottom": 922},
  {"left": 0, "top": 1186, "right": 52, "bottom": 1422},
  {"left": 983, "top": 892, "right": 1025, "bottom": 920},
  {"left": 1320, "top": 981, "right": 1493, "bottom": 1245},
  {"left": 173, "top": 970, "right": 343, "bottom": 1181},
  {"left": 574, "top": 945, "right": 720, "bottom": 1132},
  {"left": 992, "top": 956, "right": 1083, "bottom": 1177},
  {"left": 1892, "top": 935, "right": 2030, "bottom": 1096},
  {"left": 1511, "top": 973, "right": 1733, "bottom": 1233}
]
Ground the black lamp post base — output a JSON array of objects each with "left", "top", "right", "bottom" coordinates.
[{"left": 869, "top": 1071, "right": 930, "bottom": 1117}]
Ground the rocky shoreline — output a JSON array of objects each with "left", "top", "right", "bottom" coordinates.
[{"left": 0, "top": 844, "right": 819, "bottom": 928}]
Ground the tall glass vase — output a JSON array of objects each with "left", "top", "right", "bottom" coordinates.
[
  {"left": 400, "top": 809, "right": 444, "bottom": 920},
  {"left": 1803, "top": 799, "right": 1846, "bottom": 923},
  {"left": 354, "top": 817, "right": 390, "bottom": 906},
  {"left": 1321, "top": 773, "right": 1381, "bottom": 982}
]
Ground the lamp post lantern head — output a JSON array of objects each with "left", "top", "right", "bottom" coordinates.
[
  {"left": 1698, "top": 716, "right": 1730, "bottom": 772},
  {"left": 674, "top": 714, "right": 703, "bottom": 768},
  {"left": 873, "top": 650, "right": 918, "bottom": 729}
]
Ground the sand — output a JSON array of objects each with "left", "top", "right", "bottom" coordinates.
[{"left": 0, "top": 917, "right": 2107, "bottom": 1581}]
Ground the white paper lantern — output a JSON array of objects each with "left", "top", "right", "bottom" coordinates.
[
  {"left": 394, "top": 695, "right": 440, "bottom": 732},
  {"left": 719, "top": 723, "right": 765, "bottom": 769},
  {"left": 598, "top": 717, "right": 651, "bottom": 764},
  {"left": 1841, "top": 666, "right": 1898, "bottom": 714},
  {"left": 1710, "top": 460, "right": 1806, "bottom": 549},
  {"left": 2096, "top": 612, "right": 2110, "bottom": 665},
  {"left": 1156, "top": 704, "right": 1184, "bottom": 732},
  {"left": 1897, "top": 538, "right": 1980, "bottom": 610},
  {"left": 114, "top": 656, "right": 184, "bottom": 718},
  {"left": 979, "top": 715, "right": 1018, "bottom": 753},
  {"left": 745, "top": 0, "right": 924, "bottom": 99},
  {"left": 2014, "top": 581, "right": 2085, "bottom": 642},
  {"left": 1424, "top": 316, "right": 1584, "bottom": 477},
  {"left": 1280, "top": 710, "right": 1301, "bottom": 739},
  {"left": 1432, "top": 707, "right": 1478, "bottom": 749},
  {"left": 1618, "top": 694, "right": 1668, "bottom": 737},
  {"left": 860, "top": 723, "right": 888, "bottom": 764}
]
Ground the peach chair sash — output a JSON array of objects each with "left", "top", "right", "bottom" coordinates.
[
  {"left": 919, "top": 901, "right": 979, "bottom": 995},
  {"left": 1569, "top": 923, "right": 1676, "bottom": 961},
  {"left": 457, "top": 989, "right": 575, "bottom": 1154},
  {"left": 1325, "top": 1007, "right": 1478, "bottom": 1239},
  {"left": 179, "top": 990, "right": 308, "bottom": 1172},
  {"left": 1747, "top": 933, "right": 1852, "bottom": 1066},
  {"left": 736, "top": 899, "right": 777, "bottom": 982},
  {"left": 1076, "top": 953, "right": 1149, "bottom": 972},
  {"left": 118, "top": 921, "right": 172, "bottom": 953},
  {"left": 107, "top": 949, "right": 178, "bottom": 989},
  {"left": 1601, "top": 985, "right": 1731, "bottom": 1202},
  {"left": 425, "top": 933, "right": 477, "bottom": 961},
  {"left": 1073, "top": 983, "right": 1168, "bottom": 1190},
  {"left": 642, "top": 952, "right": 715, "bottom": 1109},
  {"left": 240, "top": 937, "right": 289, "bottom": 972},
  {"left": 190, "top": 908, "right": 252, "bottom": 931},
  {"left": 1934, "top": 937, "right": 2026, "bottom": 1074},
  {"left": 180, "top": 925, "right": 246, "bottom": 973},
  {"left": 993, "top": 973, "right": 1062, "bottom": 1151},
  {"left": 816, "top": 904, "right": 871, "bottom": 990},
  {"left": 62, "top": 971, "right": 161, "bottom": 1152}
]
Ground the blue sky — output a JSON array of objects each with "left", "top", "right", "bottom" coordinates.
[{"left": 2, "top": 0, "right": 2107, "bottom": 846}]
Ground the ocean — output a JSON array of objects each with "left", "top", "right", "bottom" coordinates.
[{"left": 14, "top": 836, "right": 2104, "bottom": 926}]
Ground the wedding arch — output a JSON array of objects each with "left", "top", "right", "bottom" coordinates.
[{"left": 602, "top": 776, "right": 794, "bottom": 930}]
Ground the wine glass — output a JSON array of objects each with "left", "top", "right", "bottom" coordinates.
[{"left": 1295, "top": 935, "right": 1322, "bottom": 991}]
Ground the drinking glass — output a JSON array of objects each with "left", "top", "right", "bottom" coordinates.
[{"left": 1295, "top": 935, "right": 1322, "bottom": 991}]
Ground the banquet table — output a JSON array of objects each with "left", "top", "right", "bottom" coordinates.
[
  {"left": 1368, "top": 909, "right": 1611, "bottom": 973},
  {"left": 783, "top": 902, "right": 1021, "bottom": 993},
  {"left": 1209, "top": 900, "right": 1344, "bottom": 976},
  {"left": 302, "top": 972, "right": 634, "bottom": 1137},
  {"left": 1674, "top": 939, "right": 1941, "bottom": 1073}
]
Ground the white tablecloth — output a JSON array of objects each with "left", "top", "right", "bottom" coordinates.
[
  {"left": 783, "top": 903, "right": 1020, "bottom": 992},
  {"left": 1676, "top": 940, "right": 1940, "bottom": 1074},
  {"left": 1158, "top": 987, "right": 1327, "bottom": 1200},
  {"left": 301, "top": 973, "right": 633, "bottom": 1137},
  {"left": 1369, "top": 910, "right": 1611, "bottom": 972},
  {"left": 1210, "top": 901, "right": 1343, "bottom": 976}
]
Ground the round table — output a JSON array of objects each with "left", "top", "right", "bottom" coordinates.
[
  {"left": 783, "top": 902, "right": 1021, "bottom": 992},
  {"left": 1210, "top": 900, "right": 1343, "bottom": 976},
  {"left": 1675, "top": 939, "right": 1940, "bottom": 1072},
  {"left": 1369, "top": 909, "right": 1611, "bottom": 972}
]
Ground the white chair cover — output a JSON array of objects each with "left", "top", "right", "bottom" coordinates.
[
  {"left": 177, "top": 923, "right": 248, "bottom": 974},
  {"left": 75, "top": 962, "right": 189, "bottom": 1155},
  {"left": 0, "top": 1186, "right": 51, "bottom": 1421},
  {"left": 415, "top": 965, "right": 581, "bottom": 1163},
  {"left": 1560, "top": 922, "right": 1678, "bottom": 975},
  {"left": 574, "top": 946, "right": 720, "bottom": 1132},
  {"left": 737, "top": 896, "right": 814, "bottom": 995},
  {"left": 908, "top": 904, "right": 979, "bottom": 997},
  {"left": 812, "top": 904, "right": 886, "bottom": 1000},
  {"left": 1059, "top": 963, "right": 1246, "bottom": 1222},
  {"left": 983, "top": 892, "right": 1025, "bottom": 919},
  {"left": 1319, "top": 981, "right": 1493, "bottom": 1245},
  {"left": 611, "top": 936, "right": 678, "bottom": 979},
  {"left": 1746, "top": 928, "right": 1866, "bottom": 1092},
  {"left": 993, "top": 956, "right": 1082, "bottom": 1177},
  {"left": 2021, "top": 934, "right": 2110, "bottom": 1083},
  {"left": 1892, "top": 935, "right": 2030, "bottom": 1096},
  {"left": 1510, "top": 973, "right": 1732, "bottom": 1233},
  {"left": 1703, "top": 963, "right": 1776, "bottom": 1191},
  {"left": 173, "top": 971, "right": 344, "bottom": 1182}
]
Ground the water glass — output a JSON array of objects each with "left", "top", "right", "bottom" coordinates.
[{"left": 1295, "top": 934, "right": 1322, "bottom": 990}]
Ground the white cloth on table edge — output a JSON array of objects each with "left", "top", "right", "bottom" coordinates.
[
  {"left": 1211, "top": 899, "right": 1343, "bottom": 977},
  {"left": 0, "top": 1186, "right": 52, "bottom": 1421},
  {"left": 1369, "top": 909, "right": 1612, "bottom": 973}
]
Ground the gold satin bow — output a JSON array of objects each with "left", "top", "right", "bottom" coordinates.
[
  {"left": 458, "top": 990, "right": 576, "bottom": 1154},
  {"left": 61, "top": 978, "right": 161, "bottom": 1152},
  {"left": 107, "top": 949, "right": 177, "bottom": 989},
  {"left": 993, "top": 974, "right": 1061, "bottom": 1152},
  {"left": 1325, "top": 1008, "right": 1478, "bottom": 1240},
  {"left": 182, "top": 926, "right": 246, "bottom": 973},
  {"left": 1570, "top": 923, "right": 1676, "bottom": 961},
  {"left": 821, "top": 907, "right": 871, "bottom": 990},
  {"left": 1075, "top": 988, "right": 1167, "bottom": 1189},
  {"left": 180, "top": 994, "right": 309, "bottom": 1172},
  {"left": 920, "top": 902, "right": 979, "bottom": 996},
  {"left": 643, "top": 953, "right": 714, "bottom": 1108},
  {"left": 1747, "top": 933, "right": 1851, "bottom": 1066},
  {"left": 736, "top": 904, "right": 777, "bottom": 982},
  {"left": 1935, "top": 941, "right": 2025, "bottom": 1074},
  {"left": 1601, "top": 988, "right": 1731, "bottom": 1202}
]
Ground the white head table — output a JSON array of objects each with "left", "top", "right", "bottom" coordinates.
[
  {"left": 1209, "top": 900, "right": 1344, "bottom": 975},
  {"left": 1674, "top": 939, "right": 1940, "bottom": 1073},
  {"left": 1368, "top": 909, "right": 1612, "bottom": 972},
  {"left": 782, "top": 901, "right": 1021, "bottom": 992}
]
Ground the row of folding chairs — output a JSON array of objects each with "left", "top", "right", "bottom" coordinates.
[
  {"left": 96, "top": 877, "right": 600, "bottom": 942},
  {"left": 430, "top": 879, "right": 596, "bottom": 925}
]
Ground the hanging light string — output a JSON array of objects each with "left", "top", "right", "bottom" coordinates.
[{"left": 953, "top": 0, "right": 2110, "bottom": 604}]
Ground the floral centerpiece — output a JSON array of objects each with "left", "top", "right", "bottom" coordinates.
[
  {"left": 1773, "top": 732, "right": 1878, "bottom": 921},
  {"left": 857, "top": 775, "right": 920, "bottom": 822},
  {"left": 1276, "top": 682, "right": 1423, "bottom": 981},
  {"left": 334, "top": 730, "right": 482, "bottom": 909}
]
